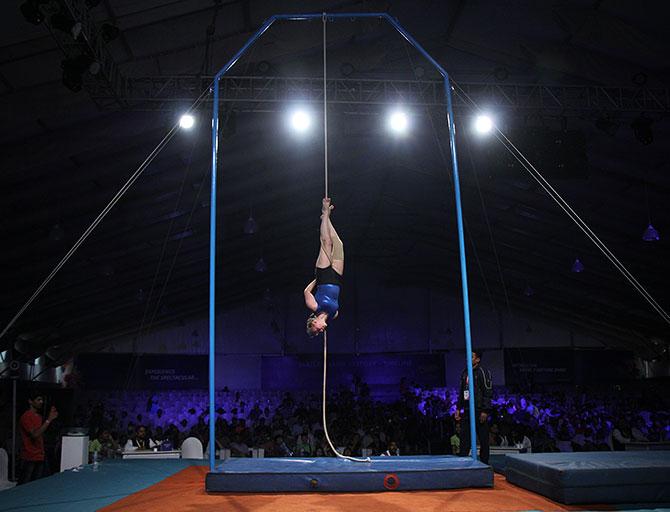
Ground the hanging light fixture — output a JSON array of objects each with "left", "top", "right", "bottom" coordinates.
[
  {"left": 49, "top": 223, "right": 65, "bottom": 241},
  {"left": 571, "top": 258, "right": 584, "bottom": 273},
  {"left": 243, "top": 204, "right": 258, "bottom": 235},
  {"left": 631, "top": 114, "right": 653, "bottom": 145},
  {"left": 254, "top": 257, "right": 267, "bottom": 273},
  {"left": 642, "top": 182, "right": 659, "bottom": 241},
  {"left": 642, "top": 224, "right": 660, "bottom": 242}
]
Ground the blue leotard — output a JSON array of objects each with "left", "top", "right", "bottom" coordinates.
[
  {"left": 314, "top": 266, "right": 342, "bottom": 318},
  {"left": 315, "top": 284, "right": 340, "bottom": 317}
]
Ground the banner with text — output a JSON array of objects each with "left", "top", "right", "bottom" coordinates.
[{"left": 77, "top": 354, "right": 207, "bottom": 389}]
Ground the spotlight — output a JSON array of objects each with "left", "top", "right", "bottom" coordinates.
[
  {"left": 474, "top": 114, "right": 494, "bottom": 134},
  {"left": 340, "top": 62, "right": 355, "bottom": 77},
  {"left": 493, "top": 67, "right": 509, "bottom": 82},
  {"left": 387, "top": 109, "right": 409, "bottom": 135},
  {"left": 179, "top": 114, "right": 195, "bottom": 129},
  {"left": 631, "top": 114, "right": 653, "bottom": 145},
  {"left": 290, "top": 109, "right": 311, "bottom": 133},
  {"left": 632, "top": 72, "right": 648, "bottom": 86},
  {"left": 256, "top": 61, "right": 271, "bottom": 75}
]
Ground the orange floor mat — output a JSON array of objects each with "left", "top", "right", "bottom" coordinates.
[{"left": 100, "top": 465, "right": 611, "bottom": 512}]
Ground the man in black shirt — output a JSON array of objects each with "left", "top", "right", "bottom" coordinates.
[{"left": 454, "top": 349, "right": 493, "bottom": 464}]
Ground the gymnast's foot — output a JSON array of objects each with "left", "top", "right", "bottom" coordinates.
[{"left": 322, "top": 197, "right": 333, "bottom": 216}]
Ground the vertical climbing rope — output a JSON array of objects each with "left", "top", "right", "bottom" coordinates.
[{"left": 320, "top": 13, "right": 370, "bottom": 464}]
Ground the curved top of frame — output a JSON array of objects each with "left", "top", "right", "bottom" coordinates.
[{"left": 213, "top": 12, "right": 449, "bottom": 81}]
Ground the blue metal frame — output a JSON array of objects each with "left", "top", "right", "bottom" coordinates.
[{"left": 208, "top": 13, "right": 477, "bottom": 472}]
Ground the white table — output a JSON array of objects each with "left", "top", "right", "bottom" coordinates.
[
  {"left": 122, "top": 449, "right": 181, "bottom": 460},
  {"left": 625, "top": 441, "right": 670, "bottom": 451},
  {"left": 490, "top": 446, "right": 526, "bottom": 455},
  {"left": 60, "top": 435, "right": 89, "bottom": 471}
]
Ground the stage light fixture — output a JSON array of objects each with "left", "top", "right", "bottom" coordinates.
[
  {"left": 100, "top": 23, "right": 120, "bottom": 42},
  {"left": 474, "top": 114, "right": 494, "bottom": 134},
  {"left": 49, "top": 223, "right": 65, "bottom": 241},
  {"left": 256, "top": 61, "right": 271, "bottom": 75},
  {"left": 387, "top": 109, "right": 409, "bottom": 135},
  {"left": 255, "top": 257, "right": 267, "bottom": 273},
  {"left": 571, "top": 258, "right": 584, "bottom": 273},
  {"left": 632, "top": 72, "right": 648, "bottom": 86},
  {"left": 494, "top": 67, "right": 509, "bottom": 82},
  {"left": 642, "top": 224, "right": 660, "bottom": 242},
  {"left": 20, "top": 0, "right": 44, "bottom": 24},
  {"left": 179, "top": 114, "right": 195, "bottom": 129},
  {"left": 290, "top": 109, "right": 311, "bottom": 133},
  {"left": 50, "top": 10, "right": 82, "bottom": 39},
  {"left": 61, "top": 55, "right": 96, "bottom": 92},
  {"left": 340, "top": 62, "right": 354, "bottom": 77},
  {"left": 244, "top": 215, "right": 258, "bottom": 235},
  {"left": 594, "top": 115, "right": 619, "bottom": 137},
  {"left": 631, "top": 114, "right": 653, "bottom": 145}
]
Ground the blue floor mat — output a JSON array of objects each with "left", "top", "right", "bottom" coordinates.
[
  {"left": 206, "top": 455, "right": 493, "bottom": 492},
  {"left": 505, "top": 451, "right": 670, "bottom": 505}
]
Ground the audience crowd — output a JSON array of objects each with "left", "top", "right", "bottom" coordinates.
[{"left": 74, "top": 381, "right": 670, "bottom": 460}]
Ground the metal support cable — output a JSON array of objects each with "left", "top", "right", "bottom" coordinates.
[
  {"left": 0, "top": 85, "right": 214, "bottom": 342},
  {"left": 450, "top": 80, "right": 670, "bottom": 326}
]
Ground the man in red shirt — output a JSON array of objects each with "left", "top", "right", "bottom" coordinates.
[{"left": 19, "top": 391, "right": 58, "bottom": 484}]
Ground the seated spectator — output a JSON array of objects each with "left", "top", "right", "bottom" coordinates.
[
  {"left": 631, "top": 417, "right": 649, "bottom": 442},
  {"left": 571, "top": 426, "right": 587, "bottom": 452},
  {"left": 611, "top": 419, "right": 632, "bottom": 451},
  {"left": 89, "top": 429, "right": 120, "bottom": 460},
  {"left": 272, "top": 435, "right": 293, "bottom": 457},
  {"left": 450, "top": 424, "right": 460, "bottom": 455},
  {"left": 489, "top": 423, "right": 508, "bottom": 447},
  {"left": 295, "top": 433, "right": 311, "bottom": 456},
  {"left": 381, "top": 441, "right": 400, "bottom": 456},
  {"left": 230, "top": 434, "right": 249, "bottom": 457},
  {"left": 124, "top": 425, "right": 156, "bottom": 451},
  {"left": 512, "top": 429, "right": 532, "bottom": 453}
]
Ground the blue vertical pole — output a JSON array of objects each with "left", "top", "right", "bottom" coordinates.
[
  {"left": 208, "top": 77, "right": 220, "bottom": 472},
  {"left": 207, "top": 15, "right": 279, "bottom": 475},
  {"left": 443, "top": 77, "right": 478, "bottom": 461}
]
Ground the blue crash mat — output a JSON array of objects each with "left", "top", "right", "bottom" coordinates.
[
  {"left": 206, "top": 455, "right": 493, "bottom": 493},
  {"left": 505, "top": 451, "right": 670, "bottom": 504}
]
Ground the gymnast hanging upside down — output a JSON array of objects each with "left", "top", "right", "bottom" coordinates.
[{"left": 304, "top": 197, "right": 344, "bottom": 336}]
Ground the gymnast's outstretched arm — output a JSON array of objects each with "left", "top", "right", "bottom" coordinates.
[{"left": 304, "top": 279, "right": 317, "bottom": 311}]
